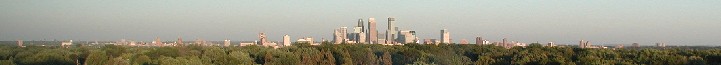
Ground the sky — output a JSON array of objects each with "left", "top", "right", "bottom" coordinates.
[{"left": 1, "top": 0, "right": 720, "bottom": 46}]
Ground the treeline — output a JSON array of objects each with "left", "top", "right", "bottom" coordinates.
[{"left": 1, "top": 43, "right": 721, "bottom": 65}]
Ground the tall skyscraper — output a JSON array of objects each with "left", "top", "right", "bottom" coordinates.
[
  {"left": 579, "top": 40, "right": 590, "bottom": 48},
  {"left": 177, "top": 36, "right": 183, "bottom": 46},
  {"left": 259, "top": 33, "right": 269, "bottom": 46},
  {"left": 386, "top": 17, "right": 396, "bottom": 44},
  {"left": 632, "top": 43, "right": 640, "bottom": 48},
  {"left": 397, "top": 30, "right": 417, "bottom": 44},
  {"left": 224, "top": 39, "right": 231, "bottom": 47},
  {"left": 358, "top": 18, "right": 364, "bottom": 32},
  {"left": 154, "top": 37, "right": 162, "bottom": 46},
  {"left": 283, "top": 35, "right": 290, "bottom": 46},
  {"left": 475, "top": 37, "right": 482, "bottom": 45},
  {"left": 440, "top": 29, "right": 450, "bottom": 43},
  {"left": 367, "top": 18, "right": 378, "bottom": 44},
  {"left": 17, "top": 40, "right": 23, "bottom": 47},
  {"left": 547, "top": 42, "right": 555, "bottom": 47},
  {"left": 333, "top": 27, "right": 346, "bottom": 44}
]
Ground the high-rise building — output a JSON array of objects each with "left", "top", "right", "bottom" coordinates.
[
  {"left": 386, "top": 17, "right": 396, "bottom": 44},
  {"left": 656, "top": 43, "right": 666, "bottom": 47},
  {"left": 333, "top": 27, "right": 348, "bottom": 44},
  {"left": 397, "top": 30, "right": 417, "bottom": 44},
  {"left": 358, "top": 18, "right": 365, "bottom": 32},
  {"left": 154, "top": 37, "right": 162, "bottom": 46},
  {"left": 440, "top": 29, "right": 450, "bottom": 43},
  {"left": 17, "top": 40, "right": 23, "bottom": 47},
  {"left": 348, "top": 27, "right": 365, "bottom": 43},
  {"left": 61, "top": 40, "right": 73, "bottom": 48},
  {"left": 283, "top": 35, "right": 290, "bottom": 46},
  {"left": 632, "top": 43, "right": 640, "bottom": 48},
  {"left": 224, "top": 39, "right": 231, "bottom": 47},
  {"left": 259, "top": 33, "right": 269, "bottom": 46},
  {"left": 358, "top": 32, "right": 366, "bottom": 44},
  {"left": 177, "top": 36, "right": 183, "bottom": 46},
  {"left": 547, "top": 42, "right": 555, "bottom": 47},
  {"left": 340, "top": 27, "right": 348, "bottom": 42},
  {"left": 475, "top": 37, "right": 482, "bottom": 45},
  {"left": 460, "top": 39, "right": 469, "bottom": 44},
  {"left": 367, "top": 18, "right": 378, "bottom": 44},
  {"left": 579, "top": 40, "right": 590, "bottom": 48}
]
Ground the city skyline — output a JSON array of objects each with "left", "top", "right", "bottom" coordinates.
[{"left": 1, "top": 0, "right": 720, "bottom": 46}]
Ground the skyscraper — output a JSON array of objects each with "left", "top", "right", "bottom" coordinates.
[
  {"left": 259, "top": 33, "right": 269, "bottom": 46},
  {"left": 224, "top": 39, "right": 230, "bottom": 47},
  {"left": 17, "top": 40, "right": 23, "bottom": 47},
  {"left": 632, "top": 43, "right": 640, "bottom": 48},
  {"left": 386, "top": 17, "right": 396, "bottom": 44},
  {"left": 333, "top": 27, "right": 345, "bottom": 44},
  {"left": 460, "top": 39, "right": 469, "bottom": 44},
  {"left": 177, "top": 36, "right": 183, "bottom": 46},
  {"left": 367, "top": 18, "right": 378, "bottom": 44},
  {"left": 283, "top": 35, "right": 290, "bottom": 46},
  {"left": 440, "top": 29, "right": 450, "bottom": 43},
  {"left": 397, "top": 30, "right": 417, "bottom": 44},
  {"left": 154, "top": 37, "right": 162, "bottom": 46},
  {"left": 475, "top": 37, "right": 482, "bottom": 45},
  {"left": 358, "top": 18, "right": 364, "bottom": 32}
]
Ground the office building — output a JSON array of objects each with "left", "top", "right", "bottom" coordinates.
[
  {"left": 440, "top": 29, "right": 450, "bottom": 43},
  {"left": 297, "top": 37, "right": 314, "bottom": 44},
  {"left": 358, "top": 18, "right": 365, "bottom": 32},
  {"left": 656, "top": 43, "right": 666, "bottom": 47},
  {"left": 177, "top": 37, "right": 183, "bottom": 46},
  {"left": 224, "top": 39, "right": 231, "bottom": 47},
  {"left": 367, "top": 18, "right": 378, "bottom": 44},
  {"left": 475, "top": 37, "right": 482, "bottom": 45},
  {"left": 154, "top": 37, "right": 162, "bottom": 46},
  {"left": 61, "top": 40, "right": 73, "bottom": 48},
  {"left": 460, "top": 39, "right": 469, "bottom": 44},
  {"left": 547, "top": 42, "right": 555, "bottom": 47},
  {"left": 332, "top": 27, "right": 350, "bottom": 44},
  {"left": 17, "top": 40, "right": 23, "bottom": 47},
  {"left": 397, "top": 30, "right": 417, "bottom": 44},
  {"left": 579, "top": 40, "right": 590, "bottom": 48},
  {"left": 258, "top": 33, "right": 270, "bottom": 46},
  {"left": 386, "top": 17, "right": 396, "bottom": 44},
  {"left": 632, "top": 43, "right": 640, "bottom": 48},
  {"left": 283, "top": 35, "right": 290, "bottom": 46}
]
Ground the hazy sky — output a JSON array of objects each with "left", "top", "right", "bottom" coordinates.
[{"left": 1, "top": 0, "right": 720, "bottom": 46}]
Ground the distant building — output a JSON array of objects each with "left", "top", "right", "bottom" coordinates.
[
  {"left": 397, "top": 30, "right": 417, "bottom": 44},
  {"left": 258, "top": 33, "right": 271, "bottom": 46},
  {"left": 283, "top": 35, "right": 291, "bottom": 46},
  {"left": 546, "top": 42, "right": 555, "bottom": 47},
  {"left": 459, "top": 39, "right": 469, "bottom": 44},
  {"left": 17, "top": 40, "right": 24, "bottom": 47},
  {"left": 154, "top": 37, "right": 163, "bottom": 46},
  {"left": 475, "top": 37, "right": 482, "bottom": 45},
  {"left": 177, "top": 37, "right": 183, "bottom": 46},
  {"left": 367, "top": 18, "right": 378, "bottom": 44},
  {"left": 440, "top": 29, "right": 450, "bottom": 44},
  {"left": 656, "top": 43, "right": 666, "bottom": 47},
  {"left": 296, "top": 37, "right": 314, "bottom": 44},
  {"left": 386, "top": 17, "right": 397, "bottom": 44},
  {"left": 61, "top": 40, "right": 73, "bottom": 48},
  {"left": 239, "top": 41, "right": 256, "bottom": 46},
  {"left": 616, "top": 44, "right": 624, "bottom": 48},
  {"left": 333, "top": 27, "right": 348, "bottom": 44},
  {"left": 632, "top": 43, "right": 639, "bottom": 48},
  {"left": 224, "top": 39, "right": 231, "bottom": 47},
  {"left": 579, "top": 40, "right": 590, "bottom": 48}
]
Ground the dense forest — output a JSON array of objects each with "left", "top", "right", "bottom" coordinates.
[{"left": 1, "top": 42, "right": 721, "bottom": 65}]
